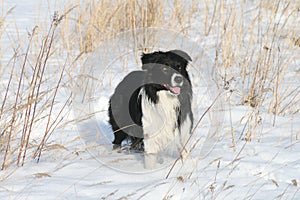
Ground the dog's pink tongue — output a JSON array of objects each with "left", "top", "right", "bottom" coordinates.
[{"left": 170, "top": 86, "right": 181, "bottom": 94}]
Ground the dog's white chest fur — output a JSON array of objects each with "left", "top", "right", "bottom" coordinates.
[
  {"left": 141, "top": 90, "right": 179, "bottom": 147},
  {"left": 141, "top": 89, "right": 186, "bottom": 168}
]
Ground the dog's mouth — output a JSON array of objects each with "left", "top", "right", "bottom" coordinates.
[{"left": 164, "top": 84, "right": 181, "bottom": 95}]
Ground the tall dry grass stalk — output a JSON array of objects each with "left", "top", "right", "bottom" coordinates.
[
  {"left": 2, "top": 28, "right": 36, "bottom": 169},
  {"left": 0, "top": 9, "right": 73, "bottom": 169}
]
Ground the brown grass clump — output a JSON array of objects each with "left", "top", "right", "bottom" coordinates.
[{"left": 65, "top": 0, "right": 198, "bottom": 53}]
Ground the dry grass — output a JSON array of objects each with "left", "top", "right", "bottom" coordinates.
[
  {"left": 0, "top": 1, "right": 299, "bottom": 200},
  {"left": 0, "top": 0, "right": 299, "bottom": 173},
  {"left": 60, "top": 0, "right": 199, "bottom": 53},
  {"left": 210, "top": 0, "right": 300, "bottom": 141},
  {"left": 0, "top": 9, "right": 72, "bottom": 169}
]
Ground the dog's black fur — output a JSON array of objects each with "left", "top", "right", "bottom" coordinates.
[{"left": 108, "top": 50, "right": 193, "bottom": 151}]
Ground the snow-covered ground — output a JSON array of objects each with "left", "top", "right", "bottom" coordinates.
[{"left": 0, "top": 1, "right": 299, "bottom": 199}]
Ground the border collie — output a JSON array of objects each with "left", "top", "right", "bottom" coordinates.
[{"left": 108, "top": 50, "right": 193, "bottom": 168}]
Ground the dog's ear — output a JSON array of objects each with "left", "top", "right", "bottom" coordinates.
[
  {"left": 141, "top": 52, "right": 158, "bottom": 64},
  {"left": 141, "top": 52, "right": 160, "bottom": 70},
  {"left": 170, "top": 50, "right": 192, "bottom": 62}
]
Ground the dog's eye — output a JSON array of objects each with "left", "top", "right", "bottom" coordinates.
[
  {"left": 162, "top": 66, "right": 169, "bottom": 72},
  {"left": 178, "top": 66, "right": 182, "bottom": 72}
]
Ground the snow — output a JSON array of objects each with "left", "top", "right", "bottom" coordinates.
[{"left": 1, "top": 0, "right": 300, "bottom": 199}]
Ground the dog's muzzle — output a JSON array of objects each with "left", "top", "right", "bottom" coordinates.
[{"left": 164, "top": 74, "right": 184, "bottom": 95}]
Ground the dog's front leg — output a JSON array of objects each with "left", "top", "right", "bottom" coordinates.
[
  {"left": 178, "top": 115, "right": 193, "bottom": 160},
  {"left": 143, "top": 132, "right": 159, "bottom": 169}
]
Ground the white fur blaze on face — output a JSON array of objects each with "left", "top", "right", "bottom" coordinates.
[
  {"left": 171, "top": 73, "right": 183, "bottom": 87},
  {"left": 163, "top": 73, "right": 183, "bottom": 95},
  {"left": 140, "top": 89, "right": 180, "bottom": 168}
]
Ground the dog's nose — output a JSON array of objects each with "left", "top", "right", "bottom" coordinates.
[{"left": 174, "top": 76, "right": 183, "bottom": 84}]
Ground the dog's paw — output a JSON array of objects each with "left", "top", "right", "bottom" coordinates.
[
  {"left": 130, "top": 142, "right": 144, "bottom": 153},
  {"left": 112, "top": 144, "right": 122, "bottom": 153}
]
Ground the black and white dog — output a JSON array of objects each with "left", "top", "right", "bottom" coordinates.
[{"left": 108, "top": 50, "right": 193, "bottom": 168}]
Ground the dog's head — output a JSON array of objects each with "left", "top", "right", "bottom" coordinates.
[{"left": 141, "top": 50, "right": 192, "bottom": 95}]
